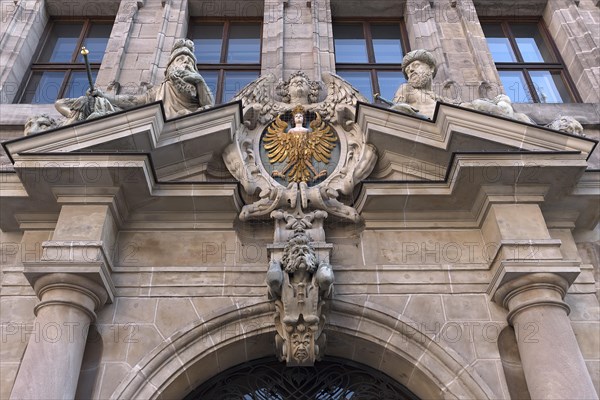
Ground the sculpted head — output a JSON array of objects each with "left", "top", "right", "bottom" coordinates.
[
  {"left": 290, "top": 324, "right": 312, "bottom": 362},
  {"left": 24, "top": 114, "right": 59, "bottom": 135},
  {"left": 166, "top": 39, "right": 198, "bottom": 76},
  {"left": 278, "top": 71, "right": 320, "bottom": 104},
  {"left": 547, "top": 115, "right": 584, "bottom": 136},
  {"left": 402, "top": 49, "right": 437, "bottom": 89},
  {"left": 292, "top": 105, "right": 305, "bottom": 126},
  {"left": 282, "top": 230, "right": 317, "bottom": 274}
]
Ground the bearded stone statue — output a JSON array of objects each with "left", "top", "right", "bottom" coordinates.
[
  {"left": 390, "top": 49, "right": 450, "bottom": 120},
  {"left": 94, "top": 39, "right": 214, "bottom": 119}
]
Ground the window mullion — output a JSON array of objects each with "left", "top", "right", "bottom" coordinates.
[
  {"left": 370, "top": 69, "right": 380, "bottom": 100},
  {"left": 364, "top": 22, "right": 375, "bottom": 63},
  {"left": 216, "top": 69, "right": 225, "bottom": 104},
  {"left": 57, "top": 69, "right": 72, "bottom": 99},
  {"left": 503, "top": 22, "right": 525, "bottom": 64},
  {"left": 72, "top": 19, "right": 89, "bottom": 63},
  {"left": 221, "top": 21, "right": 230, "bottom": 64},
  {"left": 522, "top": 69, "right": 541, "bottom": 103}
]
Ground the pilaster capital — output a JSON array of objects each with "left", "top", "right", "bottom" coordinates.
[
  {"left": 23, "top": 240, "right": 116, "bottom": 304},
  {"left": 490, "top": 270, "right": 575, "bottom": 325},
  {"left": 32, "top": 273, "right": 110, "bottom": 322}
]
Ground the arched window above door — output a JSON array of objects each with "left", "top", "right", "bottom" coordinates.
[{"left": 183, "top": 356, "right": 420, "bottom": 400}]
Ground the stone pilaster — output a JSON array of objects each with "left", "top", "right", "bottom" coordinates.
[
  {"left": 0, "top": 0, "right": 47, "bottom": 103},
  {"left": 262, "top": 0, "right": 285, "bottom": 80},
  {"left": 9, "top": 273, "right": 109, "bottom": 400},
  {"left": 493, "top": 272, "right": 598, "bottom": 400},
  {"left": 95, "top": 0, "right": 143, "bottom": 92},
  {"left": 282, "top": 0, "right": 317, "bottom": 80},
  {"left": 311, "top": 0, "right": 335, "bottom": 79},
  {"left": 543, "top": 0, "right": 600, "bottom": 103},
  {"left": 484, "top": 203, "right": 598, "bottom": 399},
  {"left": 10, "top": 204, "right": 116, "bottom": 399}
]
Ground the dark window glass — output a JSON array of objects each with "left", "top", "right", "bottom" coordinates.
[
  {"left": 481, "top": 20, "right": 578, "bottom": 103},
  {"left": 227, "top": 23, "right": 261, "bottom": 63},
  {"left": 21, "top": 71, "right": 65, "bottom": 104},
  {"left": 377, "top": 71, "right": 406, "bottom": 100},
  {"left": 19, "top": 19, "right": 113, "bottom": 104},
  {"left": 64, "top": 70, "right": 98, "bottom": 98},
  {"left": 333, "top": 24, "right": 368, "bottom": 63},
  {"left": 223, "top": 71, "right": 259, "bottom": 102},
  {"left": 511, "top": 23, "right": 554, "bottom": 63},
  {"left": 201, "top": 70, "right": 219, "bottom": 98},
  {"left": 78, "top": 23, "right": 113, "bottom": 63},
  {"left": 482, "top": 24, "right": 516, "bottom": 62},
  {"left": 372, "top": 24, "right": 404, "bottom": 63},
  {"left": 188, "top": 19, "right": 261, "bottom": 104},
  {"left": 190, "top": 23, "right": 223, "bottom": 64},
  {"left": 334, "top": 21, "right": 407, "bottom": 105},
  {"left": 498, "top": 71, "right": 532, "bottom": 103},
  {"left": 38, "top": 23, "right": 84, "bottom": 63}
]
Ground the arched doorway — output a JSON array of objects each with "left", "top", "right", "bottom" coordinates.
[
  {"left": 184, "top": 357, "right": 420, "bottom": 399},
  {"left": 111, "top": 299, "right": 494, "bottom": 400}
]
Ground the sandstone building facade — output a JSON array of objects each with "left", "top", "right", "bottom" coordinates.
[{"left": 1, "top": 0, "right": 599, "bottom": 399}]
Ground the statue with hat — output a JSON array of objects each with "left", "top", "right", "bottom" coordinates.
[
  {"left": 386, "top": 49, "right": 450, "bottom": 120},
  {"left": 93, "top": 39, "right": 214, "bottom": 119}
]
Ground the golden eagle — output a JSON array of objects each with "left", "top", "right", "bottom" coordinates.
[{"left": 263, "top": 106, "right": 337, "bottom": 183}]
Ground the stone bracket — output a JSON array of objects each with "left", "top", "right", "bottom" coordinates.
[
  {"left": 487, "top": 239, "right": 564, "bottom": 270},
  {"left": 22, "top": 241, "right": 116, "bottom": 303}
]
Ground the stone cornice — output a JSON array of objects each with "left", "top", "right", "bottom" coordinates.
[
  {"left": 355, "top": 152, "right": 596, "bottom": 229},
  {"left": 356, "top": 102, "right": 597, "bottom": 159},
  {"left": 0, "top": 153, "right": 241, "bottom": 231}
]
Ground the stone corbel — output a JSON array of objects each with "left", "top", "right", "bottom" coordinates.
[{"left": 266, "top": 209, "right": 334, "bottom": 366}]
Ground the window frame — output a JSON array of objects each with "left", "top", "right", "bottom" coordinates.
[
  {"left": 481, "top": 18, "right": 581, "bottom": 103},
  {"left": 333, "top": 19, "right": 410, "bottom": 103},
  {"left": 17, "top": 17, "right": 113, "bottom": 104},
  {"left": 188, "top": 17, "right": 263, "bottom": 104}
]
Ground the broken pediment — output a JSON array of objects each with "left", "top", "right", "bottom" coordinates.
[
  {"left": 353, "top": 102, "right": 599, "bottom": 229},
  {"left": 1, "top": 98, "right": 598, "bottom": 232},
  {"left": 1, "top": 103, "right": 244, "bottom": 232}
]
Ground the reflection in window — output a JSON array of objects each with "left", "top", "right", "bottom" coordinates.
[
  {"left": 482, "top": 24, "right": 516, "bottom": 62},
  {"left": 64, "top": 71, "right": 98, "bottom": 99},
  {"left": 337, "top": 71, "right": 373, "bottom": 102},
  {"left": 19, "top": 19, "right": 112, "bottom": 104},
  {"left": 498, "top": 71, "right": 532, "bottom": 103},
  {"left": 223, "top": 71, "right": 259, "bottom": 102},
  {"left": 227, "top": 24, "right": 261, "bottom": 63},
  {"left": 377, "top": 71, "right": 406, "bottom": 101},
  {"left": 481, "top": 20, "right": 578, "bottom": 103},
  {"left": 334, "top": 21, "right": 408, "bottom": 105},
  {"left": 530, "top": 70, "right": 570, "bottom": 103},
  {"left": 188, "top": 20, "right": 262, "bottom": 104}
]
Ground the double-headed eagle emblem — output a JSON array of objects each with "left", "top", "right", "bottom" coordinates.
[{"left": 264, "top": 105, "right": 337, "bottom": 183}]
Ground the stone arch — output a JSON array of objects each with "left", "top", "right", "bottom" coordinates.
[{"left": 110, "top": 299, "right": 495, "bottom": 400}]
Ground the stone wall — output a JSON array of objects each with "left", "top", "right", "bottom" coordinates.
[{"left": 0, "top": 0, "right": 599, "bottom": 398}]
